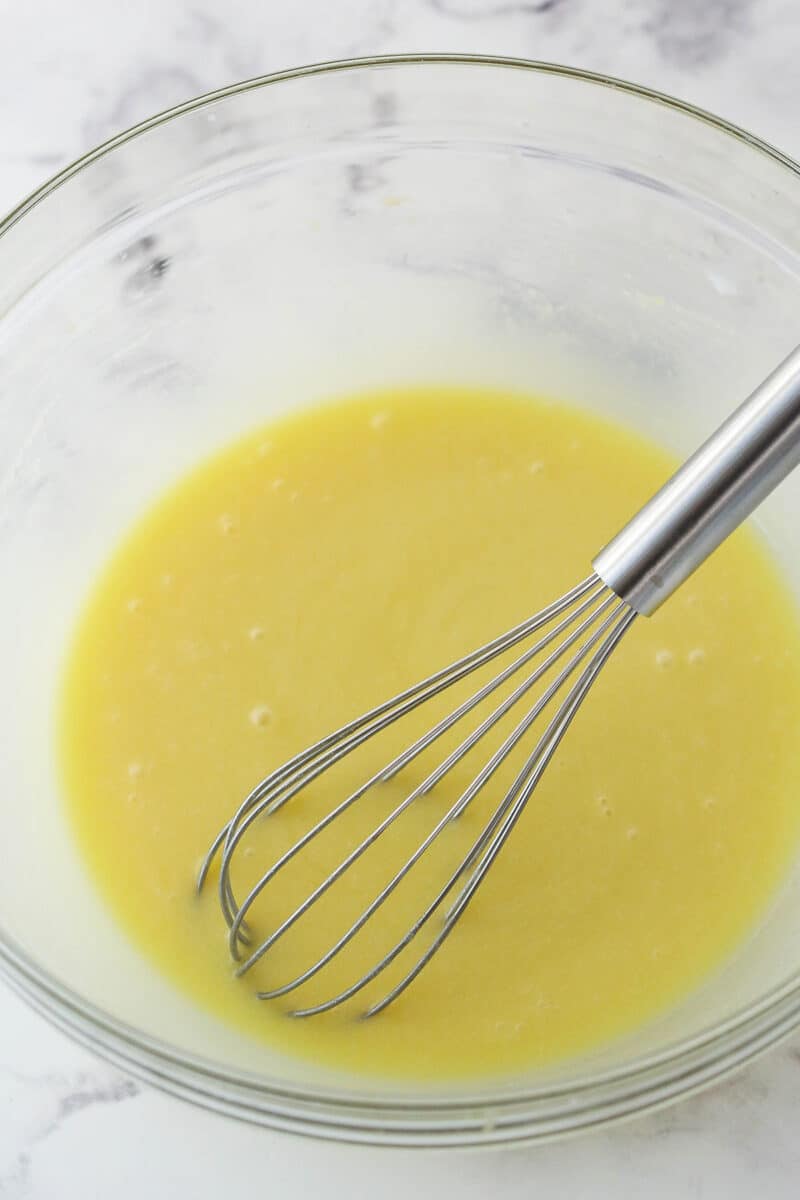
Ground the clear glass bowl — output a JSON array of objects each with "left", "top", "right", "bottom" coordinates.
[{"left": 3, "top": 55, "right": 800, "bottom": 1147}]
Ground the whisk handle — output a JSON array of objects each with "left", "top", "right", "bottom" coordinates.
[{"left": 593, "top": 344, "right": 800, "bottom": 616}]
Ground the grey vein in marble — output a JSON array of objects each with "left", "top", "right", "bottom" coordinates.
[
  {"left": 0, "top": 1068, "right": 139, "bottom": 1195},
  {"left": 641, "top": 0, "right": 755, "bottom": 67}
]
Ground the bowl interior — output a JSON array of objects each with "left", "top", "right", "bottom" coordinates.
[{"left": 3, "top": 58, "right": 800, "bottom": 1116}]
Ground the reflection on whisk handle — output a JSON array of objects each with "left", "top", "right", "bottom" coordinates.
[{"left": 594, "top": 343, "right": 800, "bottom": 616}]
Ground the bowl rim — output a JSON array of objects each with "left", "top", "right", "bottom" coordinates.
[{"left": 3, "top": 52, "right": 800, "bottom": 1146}]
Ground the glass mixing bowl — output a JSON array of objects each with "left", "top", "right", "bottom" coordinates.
[{"left": 3, "top": 55, "right": 800, "bottom": 1147}]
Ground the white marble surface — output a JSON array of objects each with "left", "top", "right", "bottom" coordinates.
[{"left": 3, "top": 0, "right": 800, "bottom": 1194}]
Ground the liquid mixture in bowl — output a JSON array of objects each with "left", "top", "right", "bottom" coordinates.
[{"left": 60, "top": 387, "right": 800, "bottom": 1079}]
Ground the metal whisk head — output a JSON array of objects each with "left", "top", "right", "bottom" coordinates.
[{"left": 197, "top": 573, "right": 635, "bottom": 1017}]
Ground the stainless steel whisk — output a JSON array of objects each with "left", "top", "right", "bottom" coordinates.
[{"left": 198, "top": 345, "right": 800, "bottom": 1018}]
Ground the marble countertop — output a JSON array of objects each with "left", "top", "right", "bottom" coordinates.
[{"left": 3, "top": 1, "right": 800, "bottom": 1195}]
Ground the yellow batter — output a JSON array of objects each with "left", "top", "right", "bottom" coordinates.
[{"left": 60, "top": 386, "right": 800, "bottom": 1079}]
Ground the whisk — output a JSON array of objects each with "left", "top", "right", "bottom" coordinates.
[{"left": 198, "top": 345, "right": 800, "bottom": 1018}]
